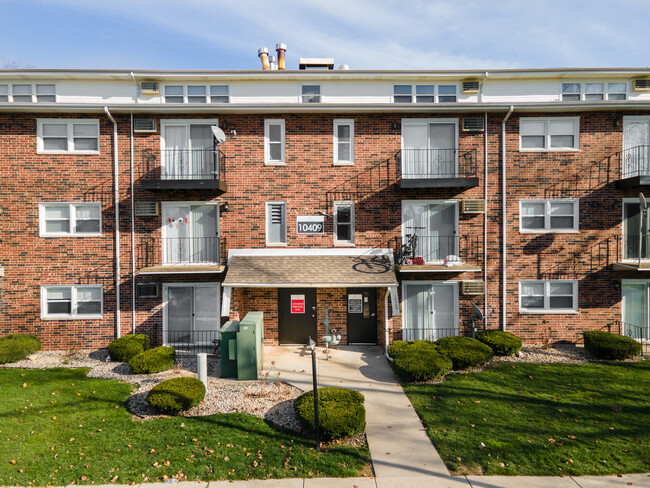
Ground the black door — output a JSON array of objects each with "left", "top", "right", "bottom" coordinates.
[
  {"left": 278, "top": 288, "right": 317, "bottom": 345},
  {"left": 347, "top": 288, "right": 377, "bottom": 344}
]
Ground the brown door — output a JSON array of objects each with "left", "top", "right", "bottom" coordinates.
[
  {"left": 278, "top": 288, "right": 317, "bottom": 345},
  {"left": 347, "top": 288, "right": 377, "bottom": 344}
]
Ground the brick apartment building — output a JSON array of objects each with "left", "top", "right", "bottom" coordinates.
[{"left": 1, "top": 54, "right": 650, "bottom": 351}]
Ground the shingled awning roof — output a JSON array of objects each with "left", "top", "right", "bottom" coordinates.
[{"left": 223, "top": 253, "right": 398, "bottom": 287}]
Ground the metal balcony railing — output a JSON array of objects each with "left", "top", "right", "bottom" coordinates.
[
  {"left": 401, "top": 328, "right": 459, "bottom": 342},
  {"left": 166, "top": 330, "right": 221, "bottom": 357},
  {"left": 619, "top": 234, "right": 650, "bottom": 261},
  {"left": 137, "top": 236, "right": 224, "bottom": 268},
  {"left": 620, "top": 145, "right": 650, "bottom": 179},
  {"left": 395, "top": 234, "right": 481, "bottom": 265},
  {"left": 400, "top": 148, "right": 477, "bottom": 179},
  {"left": 141, "top": 147, "right": 226, "bottom": 181}
]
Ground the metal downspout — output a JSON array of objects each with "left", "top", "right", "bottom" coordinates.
[
  {"left": 502, "top": 106, "right": 514, "bottom": 331},
  {"left": 104, "top": 107, "right": 120, "bottom": 339},
  {"left": 484, "top": 111, "right": 488, "bottom": 327},
  {"left": 130, "top": 114, "right": 136, "bottom": 334}
]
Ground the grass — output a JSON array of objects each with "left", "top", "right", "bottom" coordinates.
[
  {"left": 403, "top": 360, "right": 650, "bottom": 476},
  {"left": 0, "top": 368, "right": 370, "bottom": 485}
]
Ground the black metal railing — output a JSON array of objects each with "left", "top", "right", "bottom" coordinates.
[
  {"left": 166, "top": 330, "right": 221, "bottom": 357},
  {"left": 402, "top": 328, "right": 459, "bottom": 341},
  {"left": 141, "top": 146, "right": 226, "bottom": 181},
  {"left": 395, "top": 234, "right": 481, "bottom": 265},
  {"left": 620, "top": 145, "right": 650, "bottom": 179},
  {"left": 617, "top": 321, "right": 649, "bottom": 356},
  {"left": 618, "top": 234, "right": 650, "bottom": 261},
  {"left": 137, "top": 236, "right": 224, "bottom": 268},
  {"left": 399, "top": 148, "right": 477, "bottom": 179}
]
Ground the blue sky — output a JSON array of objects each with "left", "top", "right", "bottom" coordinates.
[{"left": 1, "top": 0, "right": 649, "bottom": 71}]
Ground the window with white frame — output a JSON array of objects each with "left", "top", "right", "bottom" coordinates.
[
  {"left": 519, "top": 280, "right": 578, "bottom": 313},
  {"left": 301, "top": 85, "right": 321, "bottom": 103},
  {"left": 37, "top": 119, "right": 99, "bottom": 153},
  {"left": 333, "top": 119, "right": 354, "bottom": 164},
  {"left": 264, "top": 119, "right": 285, "bottom": 165},
  {"left": 393, "top": 84, "right": 457, "bottom": 103},
  {"left": 164, "top": 85, "right": 230, "bottom": 104},
  {"left": 519, "top": 117, "right": 579, "bottom": 151},
  {"left": 39, "top": 203, "right": 101, "bottom": 236},
  {"left": 0, "top": 83, "right": 55, "bottom": 103},
  {"left": 334, "top": 202, "right": 354, "bottom": 244},
  {"left": 266, "top": 201, "right": 287, "bottom": 245},
  {"left": 520, "top": 199, "right": 578, "bottom": 232},
  {"left": 41, "top": 285, "right": 103, "bottom": 319},
  {"left": 562, "top": 82, "right": 627, "bottom": 101}
]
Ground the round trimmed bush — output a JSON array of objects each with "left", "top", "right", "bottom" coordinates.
[
  {"left": 129, "top": 346, "right": 176, "bottom": 374},
  {"left": 583, "top": 330, "right": 641, "bottom": 360},
  {"left": 147, "top": 377, "right": 206, "bottom": 414},
  {"left": 388, "top": 339, "right": 436, "bottom": 359},
  {"left": 107, "top": 334, "right": 151, "bottom": 362},
  {"left": 435, "top": 336, "right": 494, "bottom": 370},
  {"left": 294, "top": 387, "right": 366, "bottom": 440},
  {"left": 0, "top": 334, "right": 42, "bottom": 364},
  {"left": 391, "top": 342, "right": 452, "bottom": 381},
  {"left": 476, "top": 330, "right": 522, "bottom": 356}
]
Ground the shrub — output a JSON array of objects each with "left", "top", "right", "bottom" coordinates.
[
  {"left": 147, "top": 377, "right": 206, "bottom": 414},
  {"left": 129, "top": 346, "right": 176, "bottom": 374},
  {"left": 0, "top": 334, "right": 42, "bottom": 364},
  {"left": 476, "top": 330, "right": 522, "bottom": 356},
  {"left": 583, "top": 330, "right": 642, "bottom": 360},
  {"left": 388, "top": 339, "right": 436, "bottom": 359},
  {"left": 107, "top": 334, "right": 150, "bottom": 362},
  {"left": 391, "top": 341, "right": 452, "bottom": 382},
  {"left": 294, "top": 387, "right": 366, "bottom": 440},
  {"left": 435, "top": 336, "right": 494, "bottom": 370}
]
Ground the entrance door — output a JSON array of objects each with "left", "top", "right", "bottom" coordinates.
[
  {"left": 403, "top": 201, "right": 458, "bottom": 262},
  {"left": 278, "top": 288, "right": 317, "bottom": 345},
  {"left": 347, "top": 288, "right": 377, "bottom": 344},
  {"left": 403, "top": 281, "right": 458, "bottom": 341},
  {"left": 165, "top": 284, "right": 220, "bottom": 344},
  {"left": 622, "top": 281, "right": 650, "bottom": 339},
  {"left": 402, "top": 120, "right": 457, "bottom": 179},
  {"left": 623, "top": 117, "right": 650, "bottom": 178}
]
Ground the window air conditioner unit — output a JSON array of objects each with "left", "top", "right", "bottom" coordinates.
[
  {"left": 135, "top": 201, "right": 160, "bottom": 216},
  {"left": 136, "top": 283, "right": 161, "bottom": 299},
  {"left": 133, "top": 118, "right": 157, "bottom": 133},
  {"left": 633, "top": 79, "right": 650, "bottom": 91},
  {"left": 462, "top": 117, "right": 485, "bottom": 132},
  {"left": 140, "top": 82, "right": 160, "bottom": 95},
  {"left": 461, "top": 199, "right": 485, "bottom": 214},
  {"left": 462, "top": 280, "right": 485, "bottom": 296},
  {"left": 462, "top": 81, "right": 480, "bottom": 94}
]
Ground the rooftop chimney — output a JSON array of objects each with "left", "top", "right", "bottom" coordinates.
[
  {"left": 258, "top": 47, "right": 270, "bottom": 70},
  {"left": 269, "top": 55, "right": 277, "bottom": 70},
  {"left": 276, "top": 43, "right": 286, "bottom": 70}
]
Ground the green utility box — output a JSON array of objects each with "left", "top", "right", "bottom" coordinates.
[{"left": 219, "top": 312, "right": 264, "bottom": 380}]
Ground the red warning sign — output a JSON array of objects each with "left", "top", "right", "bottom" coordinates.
[{"left": 291, "top": 294, "right": 305, "bottom": 314}]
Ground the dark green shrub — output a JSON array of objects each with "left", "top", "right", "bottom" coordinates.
[
  {"left": 147, "top": 377, "right": 206, "bottom": 414},
  {"left": 583, "top": 330, "right": 642, "bottom": 360},
  {"left": 107, "top": 334, "right": 150, "bottom": 362},
  {"left": 294, "top": 387, "right": 366, "bottom": 440},
  {"left": 0, "top": 334, "right": 42, "bottom": 364},
  {"left": 435, "top": 336, "right": 494, "bottom": 370},
  {"left": 391, "top": 342, "right": 452, "bottom": 381},
  {"left": 388, "top": 339, "right": 436, "bottom": 358},
  {"left": 476, "top": 330, "right": 522, "bottom": 356},
  {"left": 129, "top": 346, "right": 176, "bottom": 374}
]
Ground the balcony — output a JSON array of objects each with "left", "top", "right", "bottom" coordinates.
[
  {"left": 616, "top": 145, "right": 650, "bottom": 189},
  {"left": 140, "top": 147, "right": 227, "bottom": 192},
  {"left": 613, "top": 234, "right": 650, "bottom": 271},
  {"left": 399, "top": 149, "right": 478, "bottom": 189},
  {"left": 137, "top": 236, "right": 226, "bottom": 274},
  {"left": 395, "top": 234, "right": 482, "bottom": 272}
]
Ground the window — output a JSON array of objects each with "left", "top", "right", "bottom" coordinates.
[
  {"left": 0, "top": 83, "right": 56, "bottom": 103},
  {"left": 37, "top": 119, "right": 99, "bottom": 154},
  {"left": 301, "top": 85, "right": 320, "bottom": 103},
  {"left": 164, "top": 85, "right": 230, "bottom": 104},
  {"left": 266, "top": 201, "right": 287, "bottom": 245},
  {"left": 41, "top": 285, "right": 103, "bottom": 319},
  {"left": 210, "top": 85, "right": 229, "bottom": 103},
  {"left": 393, "top": 84, "right": 457, "bottom": 103},
  {"left": 333, "top": 119, "right": 354, "bottom": 164},
  {"left": 519, "top": 117, "right": 579, "bottom": 151},
  {"left": 187, "top": 85, "right": 207, "bottom": 103},
  {"left": 264, "top": 119, "right": 285, "bottom": 165},
  {"left": 39, "top": 203, "right": 101, "bottom": 236},
  {"left": 160, "top": 120, "right": 219, "bottom": 179},
  {"left": 334, "top": 202, "right": 354, "bottom": 244},
  {"left": 520, "top": 199, "right": 578, "bottom": 232},
  {"left": 402, "top": 200, "right": 458, "bottom": 262},
  {"left": 164, "top": 85, "right": 184, "bottom": 103},
  {"left": 0, "top": 85, "right": 7, "bottom": 102},
  {"left": 519, "top": 280, "right": 578, "bottom": 313},
  {"left": 562, "top": 82, "right": 627, "bottom": 101}
]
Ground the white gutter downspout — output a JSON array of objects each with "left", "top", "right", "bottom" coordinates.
[
  {"left": 385, "top": 290, "right": 390, "bottom": 360},
  {"left": 130, "top": 113, "right": 135, "bottom": 334},
  {"left": 501, "top": 106, "right": 514, "bottom": 332},
  {"left": 484, "top": 111, "right": 489, "bottom": 327},
  {"left": 105, "top": 107, "right": 120, "bottom": 339}
]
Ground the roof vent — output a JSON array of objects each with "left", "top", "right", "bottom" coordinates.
[
  {"left": 462, "top": 81, "right": 480, "bottom": 94},
  {"left": 462, "top": 117, "right": 485, "bottom": 132},
  {"left": 133, "top": 118, "right": 157, "bottom": 133},
  {"left": 633, "top": 79, "right": 650, "bottom": 91},
  {"left": 338, "top": 64, "right": 350, "bottom": 70},
  {"left": 299, "top": 58, "right": 335, "bottom": 70}
]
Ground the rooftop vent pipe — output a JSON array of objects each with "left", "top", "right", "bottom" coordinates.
[
  {"left": 276, "top": 43, "right": 286, "bottom": 70},
  {"left": 338, "top": 64, "right": 349, "bottom": 70},
  {"left": 269, "top": 55, "right": 277, "bottom": 70},
  {"left": 258, "top": 47, "right": 270, "bottom": 70}
]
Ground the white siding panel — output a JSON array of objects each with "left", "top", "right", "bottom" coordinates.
[
  {"left": 230, "top": 81, "right": 299, "bottom": 104},
  {"left": 321, "top": 81, "right": 391, "bottom": 104},
  {"left": 56, "top": 81, "right": 138, "bottom": 104},
  {"left": 628, "top": 91, "right": 650, "bottom": 101},
  {"left": 482, "top": 80, "right": 560, "bottom": 103}
]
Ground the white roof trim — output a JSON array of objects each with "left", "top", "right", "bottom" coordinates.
[
  {"left": 224, "top": 282, "right": 399, "bottom": 288},
  {"left": 226, "top": 247, "right": 394, "bottom": 267}
]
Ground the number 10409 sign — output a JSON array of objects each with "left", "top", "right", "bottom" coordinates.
[{"left": 296, "top": 216, "right": 324, "bottom": 234}]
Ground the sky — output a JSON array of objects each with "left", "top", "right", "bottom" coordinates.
[{"left": 1, "top": 0, "right": 649, "bottom": 71}]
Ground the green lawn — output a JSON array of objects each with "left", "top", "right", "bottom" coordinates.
[
  {"left": 404, "top": 361, "right": 650, "bottom": 476},
  {"left": 0, "top": 368, "right": 369, "bottom": 485}
]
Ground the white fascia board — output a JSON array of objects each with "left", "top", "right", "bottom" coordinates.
[
  {"left": 223, "top": 282, "right": 399, "bottom": 288},
  {"left": 226, "top": 247, "right": 393, "bottom": 266}
]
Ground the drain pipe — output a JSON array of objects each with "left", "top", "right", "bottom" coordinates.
[
  {"left": 483, "top": 111, "right": 488, "bottom": 328},
  {"left": 384, "top": 291, "right": 391, "bottom": 360},
  {"left": 105, "top": 107, "right": 121, "bottom": 339},
  {"left": 501, "top": 106, "right": 514, "bottom": 332},
  {"left": 130, "top": 113, "right": 136, "bottom": 334}
]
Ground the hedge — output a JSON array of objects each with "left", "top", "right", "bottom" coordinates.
[
  {"left": 387, "top": 339, "right": 436, "bottom": 359},
  {"left": 390, "top": 341, "right": 452, "bottom": 382},
  {"left": 0, "top": 334, "right": 42, "bottom": 364},
  {"left": 475, "top": 330, "right": 522, "bottom": 356},
  {"left": 147, "top": 377, "right": 206, "bottom": 414},
  {"left": 107, "top": 334, "right": 151, "bottom": 362},
  {"left": 435, "top": 336, "right": 494, "bottom": 370},
  {"left": 129, "top": 346, "right": 176, "bottom": 374},
  {"left": 294, "top": 387, "right": 366, "bottom": 440},
  {"left": 583, "top": 330, "right": 642, "bottom": 360}
]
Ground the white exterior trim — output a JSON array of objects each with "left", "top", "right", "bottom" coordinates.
[
  {"left": 264, "top": 119, "right": 285, "bottom": 165},
  {"left": 333, "top": 119, "right": 354, "bottom": 165}
]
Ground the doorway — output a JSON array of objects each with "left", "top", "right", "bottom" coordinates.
[
  {"left": 402, "top": 281, "right": 459, "bottom": 341},
  {"left": 163, "top": 284, "right": 220, "bottom": 344},
  {"left": 278, "top": 288, "right": 317, "bottom": 345},
  {"left": 347, "top": 288, "right": 377, "bottom": 344}
]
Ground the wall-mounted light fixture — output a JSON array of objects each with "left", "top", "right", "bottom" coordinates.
[
  {"left": 221, "top": 202, "right": 230, "bottom": 212},
  {"left": 391, "top": 202, "right": 399, "bottom": 212},
  {"left": 392, "top": 121, "right": 400, "bottom": 130}
]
